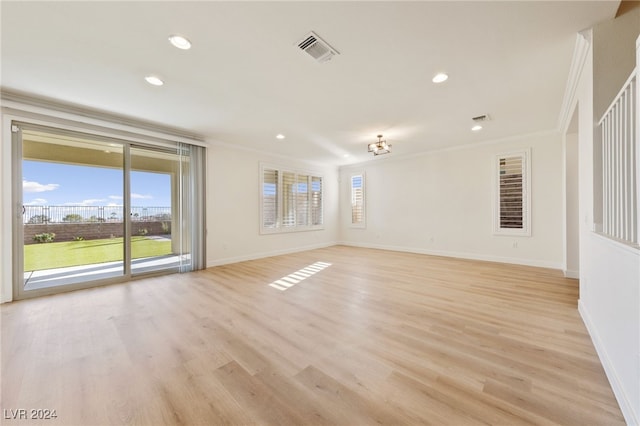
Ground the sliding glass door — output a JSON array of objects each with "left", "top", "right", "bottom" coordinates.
[
  {"left": 13, "top": 122, "right": 205, "bottom": 299},
  {"left": 130, "top": 146, "right": 183, "bottom": 275}
]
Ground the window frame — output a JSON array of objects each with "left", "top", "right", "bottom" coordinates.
[
  {"left": 260, "top": 163, "right": 324, "bottom": 234},
  {"left": 493, "top": 149, "right": 531, "bottom": 237},
  {"left": 350, "top": 172, "right": 366, "bottom": 228}
]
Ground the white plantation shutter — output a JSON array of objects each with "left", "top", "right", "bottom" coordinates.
[
  {"left": 311, "top": 176, "right": 323, "bottom": 226},
  {"left": 351, "top": 174, "right": 365, "bottom": 226},
  {"left": 296, "top": 174, "right": 309, "bottom": 226},
  {"left": 262, "top": 169, "right": 278, "bottom": 228},
  {"left": 494, "top": 151, "right": 530, "bottom": 236},
  {"left": 260, "top": 164, "right": 323, "bottom": 233},
  {"left": 499, "top": 156, "right": 524, "bottom": 228},
  {"left": 282, "top": 171, "right": 296, "bottom": 227}
]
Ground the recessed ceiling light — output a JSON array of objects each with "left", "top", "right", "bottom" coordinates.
[
  {"left": 276, "top": 134, "right": 285, "bottom": 140},
  {"left": 432, "top": 73, "right": 448, "bottom": 83},
  {"left": 169, "top": 35, "right": 192, "bottom": 50},
  {"left": 471, "top": 125, "right": 483, "bottom": 131},
  {"left": 144, "top": 75, "right": 164, "bottom": 86}
]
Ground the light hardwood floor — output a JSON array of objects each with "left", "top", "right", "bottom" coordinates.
[{"left": 1, "top": 246, "right": 624, "bottom": 425}]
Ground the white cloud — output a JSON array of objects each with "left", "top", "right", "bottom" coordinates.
[
  {"left": 24, "top": 198, "right": 47, "bottom": 205},
  {"left": 81, "top": 199, "right": 105, "bottom": 205},
  {"left": 23, "top": 180, "right": 59, "bottom": 193},
  {"left": 131, "top": 193, "right": 153, "bottom": 200},
  {"left": 110, "top": 194, "right": 152, "bottom": 200},
  {"left": 64, "top": 199, "right": 106, "bottom": 206},
  {"left": 107, "top": 203, "right": 121, "bottom": 207}
]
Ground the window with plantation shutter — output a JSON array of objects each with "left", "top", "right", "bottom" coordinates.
[
  {"left": 260, "top": 164, "right": 323, "bottom": 234},
  {"left": 262, "top": 169, "right": 278, "bottom": 229},
  {"left": 351, "top": 174, "right": 365, "bottom": 227},
  {"left": 494, "top": 150, "right": 530, "bottom": 236}
]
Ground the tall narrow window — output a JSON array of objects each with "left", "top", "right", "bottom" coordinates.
[
  {"left": 351, "top": 174, "right": 365, "bottom": 227},
  {"left": 262, "top": 169, "right": 278, "bottom": 229},
  {"left": 260, "top": 164, "right": 323, "bottom": 233},
  {"left": 494, "top": 150, "right": 530, "bottom": 236}
]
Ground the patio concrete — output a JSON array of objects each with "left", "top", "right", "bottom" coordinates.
[{"left": 23, "top": 254, "right": 186, "bottom": 291}]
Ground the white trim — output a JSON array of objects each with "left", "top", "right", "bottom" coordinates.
[
  {"left": 493, "top": 148, "right": 532, "bottom": 237},
  {"left": 558, "top": 31, "right": 591, "bottom": 133},
  {"left": 1, "top": 90, "right": 204, "bottom": 145},
  {"left": 592, "top": 231, "right": 640, "bottom": 254},
  {"left": 636, "top": 34, "right": 640, "bottom": 257},
  {"left": 563, "top": 269, "right": 579, "bottom": 279},
  {"left": 2, "top": 107, "right": 201, "bottom": 149},
  {"left": 208, "top": 240, "right": 564, "bottom": 272},
  {"left": 339, "top": 129, "right": 559, "bottom": 171},
  {"left": 1, "top": 115, "right": 14, "bottom": 303},
  {"left": 337, "top": 241, "right": 563, "bottom": 270},
  {"left": 579, "top": 300, "right": 639, "bottom": 426}
]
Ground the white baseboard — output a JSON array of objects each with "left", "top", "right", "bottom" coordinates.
[
  {"left": 564, "top": 269, "right": 579, "bottom": 279},
  {"left": 207, "top": 241, "right": 337, "bottom": 267},
  {"left": 579, "top": 300, "right": 638, "bottom": 426},
  {"left": 336, "top": 241, "right": 563, "bottom": 270}
]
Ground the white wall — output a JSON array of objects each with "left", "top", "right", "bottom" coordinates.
[
  {"left": 569, "top": 30, "right": 640, "bottom": 425},
  {"left": 593, "top": 5, "right": 640, "bottom": 120},
  {"left": 206, "top": 143, "right": 339, "bottom": 266},
  {"left": 564, "top": 130, "right": 580, "bottom": 278},
  {"left": 339, "top": 132, "right": 564, "bottom": 269}
]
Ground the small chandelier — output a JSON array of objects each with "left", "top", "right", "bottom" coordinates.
[{"left": 368, "top": 134, "right": 391, "bottom": 156}]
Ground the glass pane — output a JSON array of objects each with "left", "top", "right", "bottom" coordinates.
[
  {"left": 351, "top": 175, "right": 363, "bottom": 224},
  {"left": 130, "top": 146, "right": 181, "bottom": 275},
  {"left": 22, "top": 128, "right": 124, "bottom": 291}
]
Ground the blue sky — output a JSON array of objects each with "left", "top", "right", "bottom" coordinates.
[{"left": 22, "top": 161, "right": 171, "bottom": 207}]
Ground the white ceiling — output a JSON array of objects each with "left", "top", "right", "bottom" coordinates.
[{"left": 1, "top": 1, "right": 619, "bottom": 166}]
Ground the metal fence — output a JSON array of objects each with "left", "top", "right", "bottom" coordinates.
[{"left": 24, "top": 205, "right": 171, "bottom": 224}]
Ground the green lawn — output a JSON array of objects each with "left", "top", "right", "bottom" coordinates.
[{"left": 24, "top": 236, "right": 172, "bottom": 271}]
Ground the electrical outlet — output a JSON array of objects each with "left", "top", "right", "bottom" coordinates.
[{"left": 512, "top": 241, "right": 518, "bottom": 248}]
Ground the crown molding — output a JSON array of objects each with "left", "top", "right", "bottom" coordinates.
[
  {"left": 1, "top": 88, "right": 205, "bottom": 144},
  {"left": 557, "top": 30, "right": 592, "bottom": 133}
]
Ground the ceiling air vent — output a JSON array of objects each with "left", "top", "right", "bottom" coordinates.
[{"left": 296, "top": 31, "right": 339, "bottom": 63}]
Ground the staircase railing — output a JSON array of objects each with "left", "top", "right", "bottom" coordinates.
[{"left": 598, "top": 68, "right": 638, "bottom": 246}]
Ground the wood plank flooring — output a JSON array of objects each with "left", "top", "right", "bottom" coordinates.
[{"left": 1, "top": 246, "right": 624, "bottom": 425}]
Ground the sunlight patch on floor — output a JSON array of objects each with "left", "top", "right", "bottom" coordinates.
[{"left": 268, "top": 261, "right": 332, "bottom": 291}]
